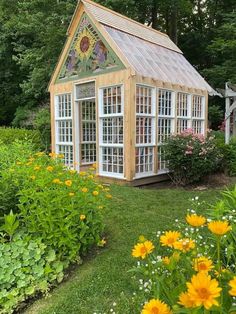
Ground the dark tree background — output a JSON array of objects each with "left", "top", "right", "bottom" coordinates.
[{"left": 0, "top": 0, "right": 235, "bottom": 126}]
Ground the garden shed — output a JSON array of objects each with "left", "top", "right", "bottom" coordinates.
[{"left": 49, "top": 0, "right": 215, "bottom": 185}]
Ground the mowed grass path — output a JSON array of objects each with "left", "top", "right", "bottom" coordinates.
[{"left": 23, "top": 185, "right": 222, "bottom": 314}]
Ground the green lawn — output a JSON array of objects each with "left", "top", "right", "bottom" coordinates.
[{"left": 23, "top": 184, "right": 223, "bottom": 314}]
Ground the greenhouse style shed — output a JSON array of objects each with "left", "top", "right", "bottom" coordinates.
[{"left": 49, "top": 0, "right": 215, "bottom": 185}]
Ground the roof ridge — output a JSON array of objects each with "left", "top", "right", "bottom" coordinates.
[{"left": 81, "top": 0, "right": 169, "bottom": 39}]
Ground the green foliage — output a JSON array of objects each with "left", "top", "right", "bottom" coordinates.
[
  {"left": 0, "top": 233, "right": 64, "bottom": 314},
  {"left": 0, "top": 127, "right": 41, "bottom": 148},
  {"left": 208, "top": 105, "right": 224, "bottom": 130},
  {"left": 164, "top": 130, "right": 220, "bottom": 185},
  {"left": 0, "top": 210, "right": 19, "bottom": 241}
]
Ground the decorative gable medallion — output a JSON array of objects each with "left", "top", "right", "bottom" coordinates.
[{"left": 57, "top": 13, "right": 124, "bottom": 82}]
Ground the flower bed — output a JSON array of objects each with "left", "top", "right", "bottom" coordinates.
[{"left": 131, "top": 190, "right": 236, "bottom": 313}]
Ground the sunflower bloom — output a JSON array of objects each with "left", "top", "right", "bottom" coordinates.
[
  {"left": 160, "top": 231, "right": 181, "bottom": 248},
  {"left": 173, "top": 238, "right": 195, "bottom": 252},
  {"left": 208, "top": 220, "right": 231, "bottom": 236},
  {"left": 142, "top": 299, "right": 172, "bottom": 314},
  {"left": 193, "top": 257, "right": 214, "bottom": 273},
  {"left": 186, "top": 214, "right": 206, "bottom": 227},
  {"left": 229, "top": 276, "right": 236, "bottom": 296},
  {"left": 186, "top": 272, "right": 221, "bottom": 309},
  {"left": 178, "top": 292, "right": 196, "bottom": 308},
  {"left": 132, "top": 240, "right": 154, "bottom": 259}
]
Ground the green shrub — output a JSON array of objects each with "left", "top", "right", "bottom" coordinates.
[
  {"left": 0, "top": 232, "right": 64, "bottom": 314},
  {"left": 1, "top": 151, "right": 107, "bottom": 260},
  {"left": 164, "top": 129, "right": 220, "bottom": 185},
  {"left": 0, "top": 127, "right": 41, "bottom": 149}
]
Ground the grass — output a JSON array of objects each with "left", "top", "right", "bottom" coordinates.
[{"left": 23, "top": 184, "right": 223, "bottom": 314}]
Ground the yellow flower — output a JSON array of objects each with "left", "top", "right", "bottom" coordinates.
[
  {"left": 35, "top": 152, "right": 44, "bottom": 156},
  {"left": 98, "top": 206, "right": 104, "bottom": 209},
  {"left": 208, "top": 220, "right": 231, "bottom": 236},
  {"left": 141, "top": 299, "right": 172, "bottom": 314},
  {"left": 30, "top": 175, "right": 36, "bottom": 180},
  {"left": 92, "top": 191, "right": 99, "bottom": 196},
  {"left": 65, "top": 180, "right": 72, "bottom": 187},
  {"left": 49, "top": 152, "right": 57, "bottom": 158},
  {"left": 160, "top": 231, "right": 181, "bottom": 248},
  {"left": 52, "top": 178, "right": 62, "bottom": 184},
  {"left": 193, "top": 257, "right": 214, "bottom": 273},
  {"left": 98, "top": 238, "right": 106, "bottom": 247},
  {"left": 104, "top": 187, "right": 110, "bottom": 192},
  {"left": 97, "top": 184, "right": 103, "bottom": 189},
  {"left": 79, "top": 171, "right": 86, "bottom": 176},
  {"left": 69, "top": 170, "right": 76, "bottom": 174},
  {"left": 69, "top": 192, "right": 75, "bottom": 197},
  {"left": 186, "top": 214, "right": 206, "bottom": 227},
  {"left": 87, "top": 175, "right": 94, "bottom": 179},
  {"left": 81, "top": 187, "right": 88, "bottom": 193},
  {"left": 92, "top": 163, "right": 97, "bottom": 169},
  {"left": 34, "top": 166, "right": 41, "bottom": 171},
  {"left": 139, "top": 235, "right": 146, "bottom": 242},
  {"left": 89, "top": 167, "right": 95, "bottom": 171},
  {"left": 186, "top": 272, "right": 222, "bottom": 309},
  {"left": 162, "top": 256, "right": 171, "bottom": 265},
  {"left": 28, "top": 157, "right": 35, "bottom": 162},
  {"left": 57, "top": 154, "right": 64, "bottom": 158},
  {"left": 80, "top": 214, "right": 86, "bottom": 221},
  {"left": 46, "top": 166, "right": 54, "bottom": 172},
  {"left": 16, "top": 161, "right": 22, "bottom": 165},
  {"left": 229, "top": 276, "right": 236, "bottom": 296},
  {"left": 106, "top": 194, "right": 112, "bottom": 199},
  {"left": 132, "top": 240, "right": 154, "bottom": 259},
  {"left": 173, "top": 238, "right": 195, "bottom": 252},
  {"left": 178, "top": 292, "right": 196, "bottom": 308},
  {"left": 172, "top": 251, "right": 180, "bottom": 261}
]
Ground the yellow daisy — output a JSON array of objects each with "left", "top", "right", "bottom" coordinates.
[
  {"left": 186, "top": 214, "right": 206, "bottom": 227},
  {"left": 208, "top": 220, "right": 231, "bottom": 236},
  {"left": 160, "top": 231, "right": 181, "bottom": 248},
  {"left": 193, "top": 256, "right": 214, "bottom": 273},
  {"left": 92, "top": 191, "right": 99, "bottom": 196},
  {"left": 142, "top": 299, "right": 172, "bottom": 314},
  {"left": 65, "top": 180, "right": 72, "bottom": 187},
  {"left": 173, "top": 238, "right": 195, "bottom": 252},
  {"left": 178, "top": 291, "right": 196, "bottom": 308},
  {"left": 162, "top": 256, "right": 171, "bottom": 265},
  {"left": 81, "top": 187, "right": 88, "bottom": 193},
  {"left": 229, "top": 276, "right": 236, "bottom": 296},
  {"left": 80, "top": 214, "right": 86, "bottom": 221},
  {"left": 186, "top": 272, "right": 222, "bottom": 309},
  {"left": 132, "top": 240, "right": 154, "bottom": 259}
]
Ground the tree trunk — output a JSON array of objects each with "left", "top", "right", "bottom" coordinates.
[{"left": 152, "top": 0, "right": 158, "bottom": 30}]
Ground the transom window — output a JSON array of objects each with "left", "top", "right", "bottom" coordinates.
[
  {"left": 99, "top": 85, "right": 124, "bottom": 177},
  {"left": 55, "top": 94, "right": 73, "bottom": 167},
  {"left": 135, "top": 85, "right": 155, "bottom": 177}
]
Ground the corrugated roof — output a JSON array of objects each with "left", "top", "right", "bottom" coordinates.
[
  {"left": 82, "top": 0, "right": 181, "bottom": 53},
  {"left": 103, "top": 26, "right": 214, "bottom": 92}
]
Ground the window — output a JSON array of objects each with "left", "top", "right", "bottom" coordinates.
[
  {"left": 192, "top": 95, "right": 205, "bottom": 134},
  {"left": 55, "top": 94, "right": 73, "bottom": 167},
  {"left": 99, "top": 85, "right": 124, "bottom": 177},
  {"left": 80, "top": 100, "right": 96, "bottom": 164},
  {"left": 157, "top": 89, "right": 175, "bottom": 172},
  {"left": 177, "top": 92, "right": 191, "bottom": 133},
  {"left": 135, "top": 85, "right": 155, "bottom": 177}
]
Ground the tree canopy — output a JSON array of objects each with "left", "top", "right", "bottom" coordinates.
[{"left": 0, "top": 0, "right": 235, "bottom": 125}]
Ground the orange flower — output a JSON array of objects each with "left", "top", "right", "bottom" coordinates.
[
  {"left": 173, "top": 238, "right": 195, "bottom": 252},
  {"left": 132, "top": 240, "right": 154, "bottom": 259},
  {"left": 208, "top": 220, "right": 231, "bottom": 236},
  {"left": 142, "top": 299, "right": 172, "bottom": 314},
  {"left": 178, "top": 292, "right": 196, "bottom": 308},
  {"left": 186, "top": 214, "right": 206, "bottom": 227},
  {"left": 193, "top": 257, "right": 214, "bottom": 273},
  {"left": 160, "top": 231, "right": 181, "bottom": 248}
]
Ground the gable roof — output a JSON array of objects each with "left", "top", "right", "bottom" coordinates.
[{"left": 52, "top": 0, "right": 216, "bottom": 94}]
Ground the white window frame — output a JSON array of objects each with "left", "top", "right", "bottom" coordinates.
[
  {"left": 54, "top": 93, "right": 74, "bottom": 167},
  {"left": 98, "top": 84, "right": 124, "bottom": 179},
  {"left": 135, "top": 84, "right": 156, "bottom": 178},
  {"left": 176, "top": 92, "right": 192, "bottom": 134},
  {"left": 157, "top": 89, "right": 175, "bottom": 174},
  {"left": 192, "top": 95, "right": 205, "bottom": 135},
  {"left": 74, "top": 81, "right": 96, "bottom": 168}
]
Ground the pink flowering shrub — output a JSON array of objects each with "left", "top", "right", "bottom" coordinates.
[{"left": 164, "top": 129, "right": 220, "bottom": 185}]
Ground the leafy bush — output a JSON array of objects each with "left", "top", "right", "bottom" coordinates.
[
  {"left": 0, "top": 127, "right": 41, "bottom": 149},
  {"left": 0, "top": 232, "right": 64, "bottom": 314},
  {"left": 0, "top": 150, "right": 108, "bottom": 260},
  {"left": 212, "top": 131, "right": 236, "bottom": 176},
  {"left": 164, "top": 129, "right": 220, "bottom": 185},
  {"left": 130, "top": 187, "right": 236, "bottom": 313}
]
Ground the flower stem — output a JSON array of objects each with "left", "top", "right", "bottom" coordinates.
[{"left": 217, "top": 237, "right": 223, "bottom": 314}]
